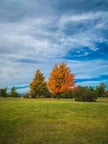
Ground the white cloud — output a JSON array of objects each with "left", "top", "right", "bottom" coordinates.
[
  {"left": 66, "top": 59, "right": 108, "bottom": 80},
  {"left": 0, "top": 9, "right": 108, "bottom": 92},
  {"left": 57, "top": 11, "right": 108, "bottom": 51},
  {"left": 59, "top": 12, "right": 103, "bottom": 25}
]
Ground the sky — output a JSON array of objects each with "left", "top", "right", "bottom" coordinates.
[{"left": 0, "top": 0, "right": 108, "bottom": 93}]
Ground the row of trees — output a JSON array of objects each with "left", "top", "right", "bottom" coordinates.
[
  {"left": 1, "top": 62, "right": 107, "bottom": 101},
  {"left": 29, "top": 62, "right": 75, "bottom": 99},
  {"left": 23, "top": 62, "right": 108, "bottom": 101},
  {"left": 0, "top": 87, "right": 18, "bottom": 97}
]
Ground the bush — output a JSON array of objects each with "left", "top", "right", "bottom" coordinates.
[
  {"left": 44, "top": 91, "right": 51, "bottom": 98},
  {"left": 73, "top": 86, "right": 97, "bottom": 102},
  {"left": 60, "top": 91, "right": 73, "bottom": 99},
  {"left": 29, "top": 91, "right": 36, "bottom": 98},
  {"left": 103, "top": 91, "right": 108, "bottom": 97},
  {"left": 23, "top": 93, "right": 30, "bottom": 98}
]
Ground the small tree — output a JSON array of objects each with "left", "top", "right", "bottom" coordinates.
[
  {"left": 30, "top": 69, "right": 47, "bottom": 98},
  {"left": 96, "top": 83, "right": 106, "bottom": 97},
  {"left": 10, "top": 87, "right": 18, "bottom": 97},
  {"left": 0, "top": 87, "right": 8, "bottom": 97},
  {"left": 47, "top": 62, "right": 75, "bottom": 99}
]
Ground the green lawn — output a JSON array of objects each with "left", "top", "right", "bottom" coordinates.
[{"left": 0, "top": 98, "right": 108, "bottom": 144}]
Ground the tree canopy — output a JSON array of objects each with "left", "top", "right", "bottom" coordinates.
[
  {"left": 30, "top": 69, "right": 47, "bottom": 97},
  {"left": 47, "top": 62, "right": 75, "bottom": 97}
]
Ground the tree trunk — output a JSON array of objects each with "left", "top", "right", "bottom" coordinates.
[{"left": 57, "top": 93, "right": 61, "bottom": 99}]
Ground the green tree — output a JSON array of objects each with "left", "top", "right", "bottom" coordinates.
[
  {"left": 10, "top": 87, "right": 18, "bottom": 97},
  {"left": 60, "top": 90, "right": 73, "bottom": 99},
  {"left": 30, "top": 69, "right": 47, "bottom": 98},
  {"left": 73, "top": 86, "right": 97, "bottom": 102},
  {"left": 0, "top": 87, "right": 8, "bottom": 97},
  {"left": 96, "top": 83, "right": 106, "bottom": 97}
]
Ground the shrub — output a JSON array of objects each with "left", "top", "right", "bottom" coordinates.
[
  {"left": 103, "top": 91, "right": 108, "bottom": 97},
  {"left": 23, "top": 93, "right": 30, "bottom": 98},
  {"left": 60, "top": 91, "right": 73, "bottom": 99},
  {"left": 73, "top": 86, "right": 97, "bottom": 102},
  {"left": 44, "top": 91, "right": 51, "bottom": 98}
]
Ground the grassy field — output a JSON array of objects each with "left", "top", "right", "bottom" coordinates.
[{"left": 0, "top": 98, "right": 108, "bottom": 144}]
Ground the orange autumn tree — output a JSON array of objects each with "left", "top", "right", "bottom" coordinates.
[
  {"left": 47, "top": 62, "right": 75, "bottom": 98},
  {"left": 30, "top": 69, "right": 47, "bottom": 98}
]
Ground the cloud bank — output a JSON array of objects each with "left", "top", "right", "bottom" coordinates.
[{"left": 0, "top": 0, "right": 108, "bottom": 93}]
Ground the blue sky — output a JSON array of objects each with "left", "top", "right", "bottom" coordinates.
[{"left": 0, "top": 0, "right": 108, "bottom": 93}]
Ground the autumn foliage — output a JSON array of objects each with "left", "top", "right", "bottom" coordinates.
[
  {"left": 30, "top": 70, "right": 47, "bottom": 97},
  {"left": 47, "top": 62, "right": 75, "bottom": 96}
]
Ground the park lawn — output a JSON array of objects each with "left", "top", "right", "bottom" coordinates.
[{"left": 0, "top": 97, "right": 108, "bottom": 144}]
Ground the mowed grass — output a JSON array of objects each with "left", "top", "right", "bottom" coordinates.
[{"left": 0, "top": 98, "right": 108, "bottom": 144}]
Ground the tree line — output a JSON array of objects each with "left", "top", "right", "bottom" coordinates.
[
  {"left": 0, "top": 62, "right": 108, "bottom": 101},
  {"left": 0, "top": 87, "right": 18, "bottom": 97},
  {"left": 24, "top": 62, "right": 108, "bottom": 101}
]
